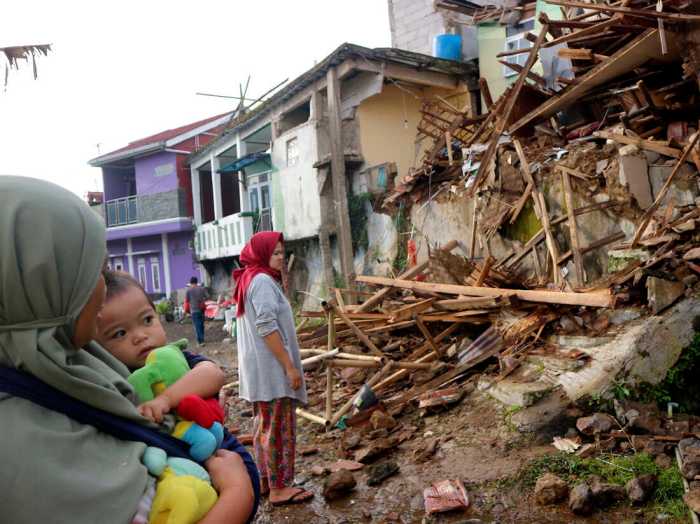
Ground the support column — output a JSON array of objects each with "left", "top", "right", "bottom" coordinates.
[
  {"left": 190, "top": 166, "right": 202, "bottom": 226},
  {"left": 161, "top": 233, "right": 172, "bottom": 296},
  {"left": 126, "top": 238, "right": 135, "bottom": 277},
  {"left": 235, "top": 134, "right": 249, "bottom": 212},
  {"left": 211, "top": 154, "right": 223, "bottom": 220},
  {"left": 326, "top": 66, "right": 355, "bottom": 295}
]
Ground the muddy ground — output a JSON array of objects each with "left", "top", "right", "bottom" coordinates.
[{"left": 164, "top": 319, "right": 682, "bottom": 524}]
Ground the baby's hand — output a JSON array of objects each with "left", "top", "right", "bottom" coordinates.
[{"left": 138, "top": 395, "right": 172, "bottom": 423}]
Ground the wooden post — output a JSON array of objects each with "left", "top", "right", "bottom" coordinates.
[
  {"left": 325, "top": 364, "right": 333, "bottom": 422},
  {"left": 324, "top": 301, "right": 383, "bottom": 356},
  {"left": 326, "top": 66, "right": 355, "bottom": 298},
  {"left": 561, "top": 169, "right": 585, "bottom": 287}
]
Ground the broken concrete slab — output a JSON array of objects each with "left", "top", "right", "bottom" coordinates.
[
  {"left": 649, "top": 163, "right": 699, "bottom": 209},
  {"left": 646, "top": 277, "right": 685, "bottom": 314},
  {"left": 618, "top": 150, "right": 652, "bottom": 209},
  {"left": 485, "top": 378, "right": 554, "bottom": 408},
  {"left": 607, "top": 248, "right": 650, "bottom": 273}
]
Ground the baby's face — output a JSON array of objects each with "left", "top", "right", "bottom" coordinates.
[{"left": 96, "top": 286, "right": 167, "bottom": 369}]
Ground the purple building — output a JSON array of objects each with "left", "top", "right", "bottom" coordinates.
[{"left": 89, "top": 112, "right": 232, "bottom": 297}]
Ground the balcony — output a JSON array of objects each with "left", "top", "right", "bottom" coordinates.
[
  {"left": 105, "top": 189, "right": 188, "bottom": 228},
  {"left": 195, "top": 213, "right": 254, "bottom": 261}
]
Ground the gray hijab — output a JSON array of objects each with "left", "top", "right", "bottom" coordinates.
[{"left": 0, "top": 176, "right": 148, "bottom": 524}]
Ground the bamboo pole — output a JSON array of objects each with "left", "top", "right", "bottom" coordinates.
[
  {"left": 323, "top": 300, "right": 383, "bottom": 356},
  {"left": 296, "top": 408, "right": 330, "bottom": 427},
  {"left": 330, "top": 361, "right": 394, "bottom": 427},
  {"left": 393, "top": 361, "right": 434, "bottom": 370},
  {"left": 301, "top": 348, "right": 339, "bottom": 369},
  {"left": 325, "top": 364, "right": 333, "bottom": 422},
  {"left": 328, "top": 359, "right": 381, "bottom": 369},
  {"left": 335, "top": 352, "right": 384, "bottom": 363}
]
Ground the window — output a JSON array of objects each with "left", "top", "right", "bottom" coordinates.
[
  {"left": 113, "top": 257, "right": 124, "bottom": 272},
  {"left": 137, "top": 258, "right": 147, "bottom": 289},
  {"left": 286, "top": 137, "right": 299, "bottom": 167},
  {"left": 503, "top": 34, "right": 533, "bottom": 77},
  {"left": 279, "top": 100, "right": 311, "bottom": 135},
  {"left": 150, "top": 257, "right": 161, "bottom": 293}
]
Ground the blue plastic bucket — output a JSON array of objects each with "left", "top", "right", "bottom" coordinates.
[{"left": 433, "top": 34, "right": 462, "bottom": 61}]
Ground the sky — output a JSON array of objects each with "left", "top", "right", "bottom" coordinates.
[{"left": 0, "top": 1, "right": 391, "bottom": 197}]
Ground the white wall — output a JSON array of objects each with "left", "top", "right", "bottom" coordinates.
[{"left": 270, "top": 121, "right": 322, "bottom": 241}]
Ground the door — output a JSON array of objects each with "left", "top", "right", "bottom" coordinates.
[{"left": 248, "top": 173, "right": 272, "bottom": 232}]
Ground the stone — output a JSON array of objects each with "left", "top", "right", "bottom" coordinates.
[
  {"left": 568, "top": 483, "right": 594, "bottom": 515},
  {"left": 608, "top": 249, "right": 649, "bottom": 274},
  {"left": 590, "top": 476, "right": 626, "bottom": 507},
  {"left": 631, "top": 435, "right": 652, "bottom": 451},
  {"left": 299, "top": 445, "right": 319, "bottom": 456},
  {"left": 679, "top": 438, "right": 700, "bottom": 480},
  {"left": 413, "top": 438, "right": 439, "bottom": 463},
  {"left": 323, "top": 469, "right": 356, "bottom": 500},
  {"left": 643, "top": 440, "right": 670, "bottom": 457},
  {"left": 684, "top": 487, "right": 700, "bottom": 513},
  {"left": 341, "top": 432, "right": 362, "bottom": 451},
  {"left": 328, "top": 459, "right": 364, "bottom": 473},
  {"left": 655, "top": 454, "right": 673, "bottom": 469},
  {"left": 626, "top": 474, "right": 657, "bottom": 504},
  {"left": 576, "top": 413, "right": 617, "bottom": 435},
  {"left": 534, "top": 473, "right": 569, "bottom": 505},
  {"left": 646, "top": 277, "right": 685, "bottom": 315},
  {"left": 370, "top": 410, "right": 398, "bottom": 431},
  {"left": 366, "top": 460, "right": 400, "bottom": 486},
  {"left": 665, "top": 419, "right": 691, "bottom": 436},
  {"left": 311, "top": 465, "right": 329, "bottom": 476}
]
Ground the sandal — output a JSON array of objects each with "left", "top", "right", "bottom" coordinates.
[{"left": 270, "top": 487, "right": 314, "bottom": 506}]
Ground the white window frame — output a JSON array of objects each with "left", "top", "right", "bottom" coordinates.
[
  {"left": 137, "top": 258, "right": 147, "bottom": 289},
  {"left": 503, "top": 33, "right": 533, "bottom": 78},
  {"left": 150, "top": 257, "right": 161, "bottom": 293}
]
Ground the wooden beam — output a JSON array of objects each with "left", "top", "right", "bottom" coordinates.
[
  {"left": 326, "top": 66, "right": 356, "bottom": 297},
  {"left": 561, "top": 170, "right": 585, "bottom": 287},
  {"left": 471, "top": 24, "right": 549, "bottom": 194},
  {"left": 357, "top": 276, "right": 613, "bottom": 307},
  {"left": 632, "top": 132, "right": 700, "bottom": 246},
  {"left": 593, "top": 131, "right": 685, "bottom": 160},
  {"left": 357, "top": 239, "right": 458, "bottom": 312},
  {"left": 415, "top": 315, "right": 442, "bottom": 356},
  {"left": 510, "top": 30, "right": 678, "bottom": 134},
  {"left": 543, "top": 19, "right": 616, "bottom": 48},
  {"left": 544, "top": 0, "right": 700, "bottom": 22}
]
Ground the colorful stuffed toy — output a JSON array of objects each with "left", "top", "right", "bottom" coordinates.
[
  {"left": 143, "top": 447, "right": 218, "bottom": 524},
  {"left": 128, "top": 340, "right": 225, "bottom": 462}
]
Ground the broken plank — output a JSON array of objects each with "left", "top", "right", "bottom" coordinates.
[
  {"left": 632, "top": 132, "right": 700, "bottom": 246},
  {"left": 357, "top": 239, "right": 458, "bottom": 312},
  {"left": 415, "top": 315, "right": 443, "bottom": 356},
  {"left": 561, "top": 170, "right": 585, "bottom": 287},
  {"left": 594, "top": 131, "right": 683, "bottom": 159},
  {"left": 544, "top": 0, "right": 700, "bottom": 22},
  {"left": 543, "top": 18, "right": 616, "bottom": 48},
  {"left": 357, "top": 276, "right": 613, "bottom": 308}
]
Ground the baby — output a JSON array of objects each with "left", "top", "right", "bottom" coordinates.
[{"left": 96, "top": 270, "right": 225, "bottom": 424}]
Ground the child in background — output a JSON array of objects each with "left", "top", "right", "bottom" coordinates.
[{"left": 96, "top": 270, "right": 224, "bottom": 423}]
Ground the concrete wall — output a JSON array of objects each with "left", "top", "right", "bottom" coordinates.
[
  {"left": 270, "top": 121, "right": 322, "bottom": 241},
  {"left": 137, "top": 188, "right": 188, "bottom": 223},
  {"left": 388, "top": 0, "right": 479, "bottom": 60},
  {"left": 478, "top": 23, "right": 510, "bottom": 101},
  {"left": 135, "top": 151, "right": 179, "bottom": 196}
]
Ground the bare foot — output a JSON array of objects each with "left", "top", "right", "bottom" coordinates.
[{"left": 269, "top": 487, "right": 313, "bottom": 506}]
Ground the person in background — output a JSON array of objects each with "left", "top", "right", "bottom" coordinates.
[
  {"left": 233, "top": 231, "right": 312, "bottom": 506},
  {"left": 185, "top": 276, "right": 209, "bottom": 347}
]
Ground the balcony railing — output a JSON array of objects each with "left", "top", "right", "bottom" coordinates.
[
  {"left": 195, "top": 212, "right": 254, "bottom": 261},
  {"left": 104, "top": 189, "right": 188, "bottom": 228},
  {"left": 106, "top": 196, "right": 138, "bottom": 227}
]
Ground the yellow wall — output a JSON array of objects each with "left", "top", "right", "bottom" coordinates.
[{"left": 356, "top": 83, "right": 469, "bottom": 181}]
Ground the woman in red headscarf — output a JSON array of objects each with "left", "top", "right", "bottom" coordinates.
[{"left": 233, "top": 232, "right": 312, "bottom": 506}]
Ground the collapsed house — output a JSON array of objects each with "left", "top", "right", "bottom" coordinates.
[{"left": 292, "top": 0, "right": 700, "bottom": 472}]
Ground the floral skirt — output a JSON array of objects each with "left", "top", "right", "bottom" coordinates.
[{"left": 253, "top": 397, "right": 297, "bottom": 490}]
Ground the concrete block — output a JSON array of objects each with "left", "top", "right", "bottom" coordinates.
[
  {"left": 607, "top": 248, "right": 649, "bottom": 273},
  {"left": 618, "top": 152, "right": 652, "bottom": 209},
  {"left": 646, "top": 276, "right": 685, "bottom": 314},
  {"left": 649, "top": 164, "right": 699, "bottom": 208},
  {"left": 488, "top": 379, "right": 555, "bottom": 408}
]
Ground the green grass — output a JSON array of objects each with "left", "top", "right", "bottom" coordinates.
[{"left": 517, "top": 452, "right": 689, "bottom": 521}]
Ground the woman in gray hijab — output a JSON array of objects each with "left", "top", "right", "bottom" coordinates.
[{"left": 0, "top": 176, "right": 254, "bottom": 524}]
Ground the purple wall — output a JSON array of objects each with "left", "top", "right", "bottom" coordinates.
[
  {"left": 107, "top": 239, "right": 130, "bottom": 273},
  {"left": 103, "top": 167, "right": 135, "bottom": 201},
  {"left": 106, "top": 218, "right": 192, "bottom": 241},
  {"left": 135, "top": 151, "right": 179, "bottom": 196},
  {"left": 168, "top": 230, "right": 199, "bottom": 292},
  {"left": 130, "top": 235, "right": 163, "bottom": 294}
]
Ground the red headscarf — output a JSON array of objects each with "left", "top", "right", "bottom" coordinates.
[{"left": 233, "top": 231, "right": 284, "bottom": 317}]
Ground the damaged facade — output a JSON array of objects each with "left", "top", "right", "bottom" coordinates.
[{"left": 187, "top": 43, "right": 478, "bottom": 307}]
